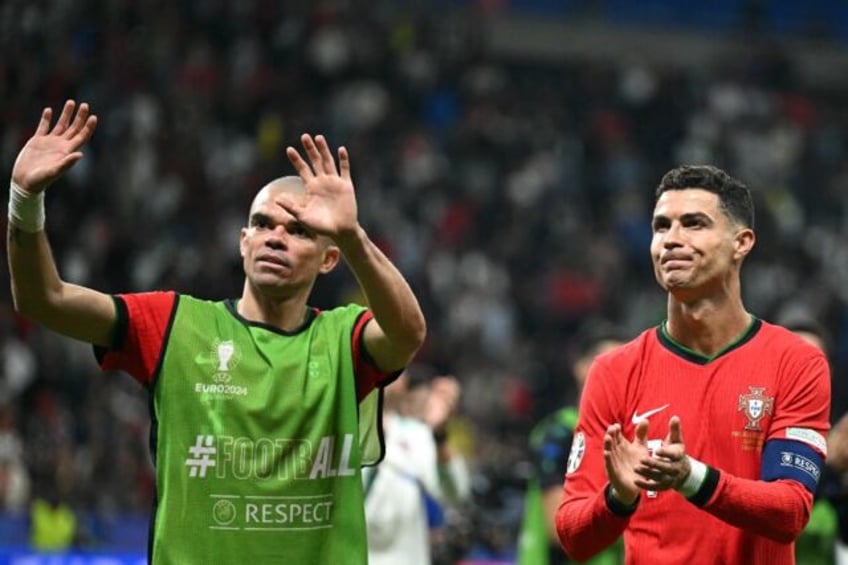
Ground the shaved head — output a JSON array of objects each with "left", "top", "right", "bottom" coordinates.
[
  {"left": 248, "top": 176, "right": 305, "bottom": 220},
  {"left": 244, "top": 175, "right": 336, "bottom": 250}
]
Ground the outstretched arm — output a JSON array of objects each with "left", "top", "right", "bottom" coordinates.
[
  {"left": 8, "top": 100, "right": 116, "bottom": 346},
  {"left": 283, "top": 134, "right": 426, "bottom": 372}
]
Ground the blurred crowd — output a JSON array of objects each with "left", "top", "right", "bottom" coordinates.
[{"left": 1, "top": 0, "right": 848, "bottom": 558}]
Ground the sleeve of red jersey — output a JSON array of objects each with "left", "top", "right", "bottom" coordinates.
[
  {"left": 556, "top": 358, "right": 631, "bottom": 562},
  {"left": 351, "top": 311, "right": 400, "bottom": 403},
  {"left": 694, "top": 352, "right": 831, "bottom": 543},
  {"left": 767, "top": 349, "right": 831, "bottom": 449},
  {"left": 97, "top": 291, "right": 178, "bottom": 387}
]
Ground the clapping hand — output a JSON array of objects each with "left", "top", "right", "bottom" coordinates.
[
  {"left": 424, "top": 376, "right": 461, "bottom": 431},
  {"left": 634, "top": 416, "right": 692, "bottom": 492},
  {"left": 604, "top": 419, "right": 651, "bottom": 505}
]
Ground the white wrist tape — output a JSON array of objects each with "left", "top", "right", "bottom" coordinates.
[
  {"left": 8, "top": 180, "right": 44, "bottom": 232},
  {"left": 677, "top": 456, "right": 708, "bottom": 497}
]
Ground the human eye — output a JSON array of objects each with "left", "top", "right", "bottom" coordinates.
[
  {"left": 251, "top": 214, "right": 271, "bottom": 229},
  {"left": 290, "top": 224, "right": 313, "bottom": 239},
  {"left": 683, "top": 216, "right": 707, "bottom": 229}
]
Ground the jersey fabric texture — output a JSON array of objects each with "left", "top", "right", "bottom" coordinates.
[
  {"left": 558, "top": 318, "right": 830, "bottom": 565},
  {"left": 519, "top": 406, "right": 620, "bottom": 565},
  {"left": 98, "top": 292, "right": 393, "bottom": 565}
]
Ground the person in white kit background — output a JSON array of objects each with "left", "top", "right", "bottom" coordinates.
[{"left": 364, "top": 364, "right": 470, "bottom": 565}]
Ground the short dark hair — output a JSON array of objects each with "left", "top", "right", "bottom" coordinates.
[{"left": 656, "top": 165, "right": 754, "bottom": 229}]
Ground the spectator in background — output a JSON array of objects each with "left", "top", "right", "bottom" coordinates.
[
  {"left": 3, "top": 3, "right": 848, "bottom": 558},
  {"left": 557, "top": 165, "right": 830, "bottom": 563},
  {"left": 364, "top": 364, "right": 470, "bottom": 565},
  {"left": 780, "top": 311, "right": 848, "bottom": 564},
  {"left": 29, "top": 485, "right": 77, "bottom": 553},
  {"left": 519, "top": 319, "right": 625, "bottom": 565},
  {"left": 7, "top": 100, "right": 426, "bottom": 564},
  {"left": 828, "top": 408, "right": 848, "bottom": 565},
  {"left": 0, "top": 405, "right": 29, "bottom": 515}
]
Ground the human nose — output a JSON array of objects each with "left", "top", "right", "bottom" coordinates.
[
  {"left": 662, "top": 222, "right": 684, "bottom": 248},
  {"left": 265, "top": 225, "right": 289, "bottom": 249},
  {"left": 665, "top": 222, "right": 683, "bottom": 247}
]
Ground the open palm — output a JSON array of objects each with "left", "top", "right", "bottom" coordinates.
[
  {"left": 604, "top": 420, "right": 651, "bottom": 503},
  {"left": 284, "top": 133, "right": 358, "bottom": 240},
  {"left": 13, "top": 100, "right": 97, "bottom": 194}
]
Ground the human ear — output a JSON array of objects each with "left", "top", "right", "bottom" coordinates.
[
  {"left": 733, "top": 228, "right": 756, "bottom": 260},
  {"left": 319, "top": 245, "right": 341, "bottom": 274},
  {"left": 239, "top": 227, "right": 248, "bottom": 257}
]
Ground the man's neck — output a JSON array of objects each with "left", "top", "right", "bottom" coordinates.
[
  {"left": 237, "top": 287, "right": 309, "bottom": 331},
  {"left": 665, "top": 295, "right": 751, "bottom": 358}
]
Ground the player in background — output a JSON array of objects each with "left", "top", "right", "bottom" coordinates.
[
  {"left": 556, "top": 165, "right": 830, "bottom": 564},
  {"left": 7, "top": 100, "right": 426, "bottom": 564},
  {"left": 827, "top": 410, "right": 848, "bottom": 565},
  {"left": 779, "top": 311, "right": 848, "bottom": 564},
  {"left": 518, "top": 319, "right": 624, "bottom": 565},
  {"left": 363, "top": 364, "right": 470, "bottom": 565}
]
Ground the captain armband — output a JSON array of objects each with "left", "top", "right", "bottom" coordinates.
[
  {"left": 8, "top": 180, "right": 45, "bottom": 233},
  {"left": 761, "top": 439, "right": 825, "bottom": 494}
]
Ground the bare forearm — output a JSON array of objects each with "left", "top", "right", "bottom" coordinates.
[
  {"left": 8, "top": 225, "right": 114, "bottom": 346},
  {"left": 336, "top": 226, "right": 426, "bottom": 367},
  {"left": 8, "top": 226, "right": 63, "bottom": 315}
]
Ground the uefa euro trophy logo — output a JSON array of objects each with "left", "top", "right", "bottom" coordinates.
[
  {"left": 217, "top": 341, "right": 235, "bottom": 372},
  {"left": 213, "top": 341, "right": 236, "bottom": 383}
]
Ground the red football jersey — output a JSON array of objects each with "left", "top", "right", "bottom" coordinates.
[{"left": 557, "top": 318, "right": 830, "bottom": 565}]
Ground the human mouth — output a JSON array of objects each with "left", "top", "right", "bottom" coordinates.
[
  {"left": 663, "top": 260, "right": 690, "bottom": 270},
  {"left": 256, "top": 254, "right": 290, "bottom": 269},
  {"left": 661, "top": 255, "right": 691, "bottom": 269}
]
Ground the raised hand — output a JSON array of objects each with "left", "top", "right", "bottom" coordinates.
[
  {"left": 604, "top": 419, "right": 651, "bottom": 504},
  {"left": 634, "top": 416, "right": 692, "bottom": 492},
  {"left": 424, "top": 376, "right": 461, "bottom": 430},
  {"left": 283, "top": 134, "right": 358, "bottom": 242},
  {"left": 12, "top": 100, "right": 98, "bottom": 194}
]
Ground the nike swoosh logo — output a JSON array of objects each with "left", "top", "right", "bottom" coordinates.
[{"left": 631, "top": 404, "right": 670, "bottom": 424}]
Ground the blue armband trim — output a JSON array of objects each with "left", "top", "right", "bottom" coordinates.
[{"left": 761, "top": 439, "right": 824, "bottom": 494}]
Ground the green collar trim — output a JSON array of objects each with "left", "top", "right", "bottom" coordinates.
[{"left": 657, "top": 316, "right": 761, "bottom": 364}]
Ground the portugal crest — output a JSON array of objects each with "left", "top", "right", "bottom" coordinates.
[{"left": 737, "top": 386, "right": 774, "bottom": 431}]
